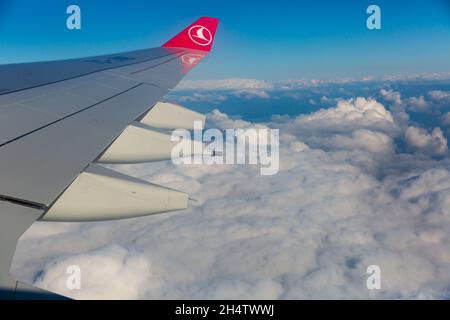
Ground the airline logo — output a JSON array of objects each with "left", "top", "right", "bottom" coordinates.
[
  {"left": 188, "top": 25, "right": 213, "bottom": 46},
  {"left": 162, "top": 17, "right": 218, "bottom": 52}
]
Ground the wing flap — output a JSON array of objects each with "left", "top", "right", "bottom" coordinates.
[{"left": 0, "top": 83, "right": 167, "bottom": 206}]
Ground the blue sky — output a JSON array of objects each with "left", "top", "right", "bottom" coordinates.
[{"left": 1, "top": 0, "right": 449, "bottom": 80}]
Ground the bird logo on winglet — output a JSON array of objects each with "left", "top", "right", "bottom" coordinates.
[{"left": 188, "top": 25, "right": 212, "bottom": 46}]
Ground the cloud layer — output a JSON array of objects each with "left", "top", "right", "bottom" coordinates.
[{"left": 12, "top": 89, "right": 450, "bottom": 299}]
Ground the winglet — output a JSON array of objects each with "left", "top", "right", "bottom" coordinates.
[{"left": 162, "top": 17, "right": 219, "bottom": 52}]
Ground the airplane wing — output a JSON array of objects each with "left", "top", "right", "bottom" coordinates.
[{"left": 0, "top": 17, "right": 219, "bottom": 299}]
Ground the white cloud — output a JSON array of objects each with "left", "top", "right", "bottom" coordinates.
[
  {"left": 442, "top": 112, "right": 450, "bottom": 126},
  {"left": 308, "top": 129, "right": 394, "bottom": 155},
  {"left": 429, "top": 90, "right": 450, "bottom": 102},
  {"left": 406, "top": 95, "right": 428, "bottom": 112},
  {"left": 207, "top": 109, "right": 254, "bottom": 130},
  {"left": 380, "top": 89, "right": 402, "bottom": 106},
  {"left": 405, "top": 127, "right": 448, "bottom": 156},
  {"left": 382, "top": 72, "right": 450, "bottom": 82},
  {"left": 33, "top": 245, "right": 155, "bottom": 299},
  {"left": 11, "top": 96, "right": 450, "bottom": 300},
  {"left": 306, "top": 97, "right": 393, "bottom": 123},
  {"left": 176, "top": 75, "right": 450, "bottom": 93},
  {"left": 175, "top": 79, "right": 273, "bottom": 91},
  {"left": 291, "top": 97, "right": 396, "bottom": 136},
  {"left": 178, "top": 92, "right": 227, "bottom": 103},
  {"left": 320, "top": 96, "right": 330, "bottom": 103},
  {"left": 234, "top": 89, "right": 270, "bottom": 99},
  {"left": 378, "top": 89, "right": 412, "bottom": 126}
]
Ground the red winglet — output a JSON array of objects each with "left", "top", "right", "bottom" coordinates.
[{"left": 162, "top": 17, "right": 219, "bottom": 52}]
